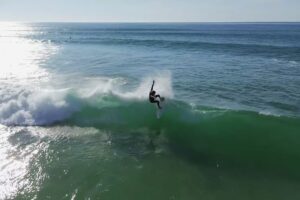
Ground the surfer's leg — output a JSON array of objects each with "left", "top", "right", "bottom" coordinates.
[
  {"left": 157, "top": 101, "right": 162, "bottom": 109},
  {"left": 153, "top": 100, "right": 162, "bottom": 109}
]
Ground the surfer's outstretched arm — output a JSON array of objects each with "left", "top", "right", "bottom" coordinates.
[
  {"left": 155, "top": 94, "right": 161, "bottom": 99},
  {"left": 150, "top": 80, "right": 155, "bottom": 92}
]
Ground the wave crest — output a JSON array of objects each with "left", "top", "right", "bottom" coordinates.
[{"left": 0, "top": 72, "right": 173, "bottom": 126}]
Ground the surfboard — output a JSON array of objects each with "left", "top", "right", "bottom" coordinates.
[{"left": 156, "top": 97, "right": 165, "bottom": 119}]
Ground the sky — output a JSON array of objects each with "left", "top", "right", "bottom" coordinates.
[{"left": 0, "top": 0, "right": 299, "bottom": 22}]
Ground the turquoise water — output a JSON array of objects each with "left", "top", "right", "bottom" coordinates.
[{"left": 0, "top": 22, "right": 300, "bottom": 199}]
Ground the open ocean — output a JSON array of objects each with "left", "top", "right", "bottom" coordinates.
[{"left": 0, "top": 22, "right": 300, "bottom": 199}]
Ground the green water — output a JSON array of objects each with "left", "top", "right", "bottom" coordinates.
[
  {"left": 9, "top": 124, "right": 300, "bottom": 200},
  {"left": 2, "top": 99, "right": 298, "bottom": 200}
]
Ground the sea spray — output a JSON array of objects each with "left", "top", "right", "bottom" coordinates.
[{"left": 0, "top": 72, "right": 174, "bottom": 125}]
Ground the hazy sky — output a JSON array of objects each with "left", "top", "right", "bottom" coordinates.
[{"left": 0, "top": 0, "right": 299, "bottom": 22}]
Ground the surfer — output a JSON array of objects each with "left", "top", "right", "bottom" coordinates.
[{"left": 149, "top": 80, "right": 163, "bottom": 109}]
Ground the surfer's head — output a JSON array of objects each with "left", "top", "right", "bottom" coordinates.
[{"left": 150, "top": 90, "right": 156, "bottom": 95}]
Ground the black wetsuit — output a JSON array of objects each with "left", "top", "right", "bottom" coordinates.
[
  {"left": 149, "top": 94, "right": 161, "bottom": 109},
  {"left": 149, "top": 81, "right": 162, "bottom": 109}
]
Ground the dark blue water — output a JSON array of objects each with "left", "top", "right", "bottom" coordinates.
[{"left": 23, "top": 23, "right": 299, "bottom": 116}]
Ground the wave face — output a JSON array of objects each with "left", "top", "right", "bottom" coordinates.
[
  {"left": 65, "top": 98, "right": 300, "bottom": 177},
  {"left": 1, "top": 73, "right": 300, "bottom": 177}
]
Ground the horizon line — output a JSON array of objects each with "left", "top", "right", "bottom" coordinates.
[{"left": 0, "top": 21, "right": 300, "bottom": 24}]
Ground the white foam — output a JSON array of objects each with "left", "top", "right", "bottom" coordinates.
[
  {"left": 0, "top": 72, "right": 174, "bottom": 126},
  {"left": 258, "top": 110, "right": 281, "bottom": 117},
  {"left": 0, "top": 88, "right": 81, "bottom": 126}
]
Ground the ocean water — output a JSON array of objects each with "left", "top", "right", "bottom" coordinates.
[{"left": 0, "top": 22, "right": 300, "bottom": 199}]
